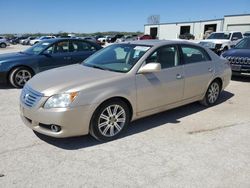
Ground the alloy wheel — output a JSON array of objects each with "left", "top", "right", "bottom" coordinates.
[
  {"left": 15, "top": 69, "right": 32, "bottom": 87},
  {"left": 98, "top": 104, "right": 126, "bottom": 137},
  {"left": 207, "top": 82, "right": 220, "bottom": 104}
]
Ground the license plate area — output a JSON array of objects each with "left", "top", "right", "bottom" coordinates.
[{"left": 231, "top": 64, "right": 241, "bottom": 71}]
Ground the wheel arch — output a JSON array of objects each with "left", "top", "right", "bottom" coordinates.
[
  {"left": 94, "top": 96, "right": 133, "bottom": 120},
  {"left": 7, "top": 65, "right": 35, "bottom": 82}
]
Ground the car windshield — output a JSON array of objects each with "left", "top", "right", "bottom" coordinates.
[
  {"left": 24, "top": 41, "right": 53, "bottom": 55},
  {"left": 235, "top": 38, "right": 250, "bottom": 49},
  {"left": 83, "top": 44, "right": 151, "bottom": 73},
  {"left": 207, "top": 33, "right": 231, "bottom": 40}
]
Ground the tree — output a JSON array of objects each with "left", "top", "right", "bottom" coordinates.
[{"left": 147, "top": 15, "right": 160, "bottom": 24}]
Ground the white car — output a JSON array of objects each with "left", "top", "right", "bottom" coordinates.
[
  {"left": 0, "top": 36, "right": 9, "bottom": 48},
  {"left": 30, "top": 36, "right": 56, "bottom": 45},
  {"left": 199, "top": 31, "right": 243, "bottom": 55}
]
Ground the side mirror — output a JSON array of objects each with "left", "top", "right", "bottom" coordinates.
[
  {"left": 232, "top": 37, "right": 238, "bottom": 41},
  {"left": 138, "top": 63, "right": 161, "bottom": 74},
  {"left": 41, "top": 51, "right": 52, "bottom": 57}
]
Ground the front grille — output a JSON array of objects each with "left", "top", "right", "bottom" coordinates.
[
  {"left": 21, "top": 85, "right": 44, "bottom": 107},
  {"left": 225, "top": 56, "right": 250, "bottom": 65}
]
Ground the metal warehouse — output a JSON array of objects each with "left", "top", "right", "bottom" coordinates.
[{"left": 144, "top": 14, "right": 250, "bottom": 40}]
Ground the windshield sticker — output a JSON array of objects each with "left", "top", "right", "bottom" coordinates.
[{"left": 134, "top": 46, "right": 150, "bottom": 51}]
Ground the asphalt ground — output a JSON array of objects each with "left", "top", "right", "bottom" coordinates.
[{"left": 0, "top": 44, "right": 250, "bottom": 187}]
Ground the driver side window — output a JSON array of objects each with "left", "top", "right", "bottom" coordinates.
[
  {"left": 146, "top": 45, "right": 179, "bottom": 69},
  {"left": 44, "top": 41, "right": 69, "bottom": 54}
]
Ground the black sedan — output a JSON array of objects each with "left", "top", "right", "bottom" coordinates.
[
  {"left": 0, "top": 38, "right": 102, "bottom": 88},
  {"left": 222, "top": 37, "right": 250, "bottom": 76}
]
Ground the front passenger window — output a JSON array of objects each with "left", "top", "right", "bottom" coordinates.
[{"left": 146, "top": 46, "right": 179, "bottom": 69}]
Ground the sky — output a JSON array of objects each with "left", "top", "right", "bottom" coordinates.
[{"left": 0, "top": 0, "right": 249, "bottom": 34}]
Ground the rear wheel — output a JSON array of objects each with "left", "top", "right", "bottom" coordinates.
[
  {"left": 200, "top": 80, "right": 221, "bottom": 107},
  {"left": 90, "top": 99, "right": 131, "bottom": 141},
  {"left": 9, "top": 67, "right": 33, "bottom": 88}
]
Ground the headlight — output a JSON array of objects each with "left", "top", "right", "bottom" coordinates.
[{"left": 44, "top": 92, "right": 78, "bottom": 109}]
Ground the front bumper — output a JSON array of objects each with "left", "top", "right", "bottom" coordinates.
[
  {"left": 0, "top": 71, "right": 8, "bottom": 84},
  {"left": 20, "top": 101, "right": 94, "bottom": 138},
  {"left": 231, "top": 64, "right": 250, "bottom": 75}
]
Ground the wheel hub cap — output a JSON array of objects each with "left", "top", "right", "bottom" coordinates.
[{"left": 98, "top": 105, "right": 126, "bottom": 137}]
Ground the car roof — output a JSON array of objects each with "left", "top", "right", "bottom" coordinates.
[
  {"left": 123, "top": 39, "right": 199, "bottom": 47},
  {"left": 40, "top": 38, "right": 93, "bottom": 43}
]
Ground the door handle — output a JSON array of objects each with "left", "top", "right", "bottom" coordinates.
[
  {"left": 176, "top": 74, "right": 183, "bottom": 79},
  {"left": 208, "top": 68, "right": 213, "bottom": 72}
]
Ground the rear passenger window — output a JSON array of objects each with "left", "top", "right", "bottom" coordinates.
[
  {"left": 70, "top": 41, "right": 97, "bottom": 52},
  {"left": 181, "top": 46, "right": 210, "bottom": 64}
]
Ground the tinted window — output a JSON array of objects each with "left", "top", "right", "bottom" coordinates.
[
  {"left": 146, "top": 45, "right": 179, "bottom": 69},
  {"left": 235, "top": 38, "right": 250, "bottom": 49},
  {"left": 44, "top": 41, "right": 69, "bottom": 54},
  {"left": 232, "top": 32, "right": 243, "bottom": 40},
  {"left": 70, "top": 41, "right": 96, "bottom": 52},
  {"left": 181, "top": 46, "right": 210, "bottom": 64},
  {"left": 207, "top": 33, "right": 231, "bottom": 40}
]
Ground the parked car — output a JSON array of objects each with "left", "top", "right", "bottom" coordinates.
[
  {"left": 21, "top": 37, "right": 37, "bottom": 45},
  {"left": 139, "top": 34, "right": 153, "bottom": 40},
  {"left": 243, "top": 31, "right": 250, "bottom": 37},
  {"left": 19, "top": 40, "right": 231, "bottom": 141},
  {"left": 179, "top": 33, "right": 195, "bottom": 40},
  {"left": 97, "top": 36, "right": 111, "bottom": 44},
  {"left": 9, "top": 37, "right": 20, "bottom": 45},
  {"left": 30, "top": 36, "right": 56, "bottom": 45},
  {"left": 116, "top": 35, "right": 138, "bottom": 43},
  {"left": 199, "top": 31, "right": 243, "bottom": 55},
  {"left": 221, "top": 37, "right": 250, "bottom": 76},
  {"left": 0, "top": 36, "right": 10, "bottom": 48},
  {"left": 0, "top": 38, "right": 102, "bottom": 88},
  {"left": 82, "top": 36, "right": 102, "bottom": 45},
  {"left": 107, "top": 34, "right": 124, "bottom": 43}
]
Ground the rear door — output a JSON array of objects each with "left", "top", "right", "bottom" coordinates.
[
  {"left": 68, "top": 40, "right": 99, "bottom": 64},
  {"left": 180, "top": 45, "right": 214, "bottom": 99}
]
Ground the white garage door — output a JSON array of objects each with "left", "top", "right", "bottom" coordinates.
[{"left": 227, "top": 24, "right": 250, "bottom": 33}]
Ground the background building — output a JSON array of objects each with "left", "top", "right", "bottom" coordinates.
[{"left": 144, "top": 14, "right": 250, "bottom": 40}]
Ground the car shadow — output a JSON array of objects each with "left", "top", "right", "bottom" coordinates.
[
  {"left": 35, "top": 90, "right": 234, "bottom": 150},
  {"left": 231, "top": 75, "right": 250, "bottom": 82},
  {"left": 0, "top": 84, "right": 15, "bottom": 89}
]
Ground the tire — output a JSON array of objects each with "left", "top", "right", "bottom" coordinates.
[
  {"left": 0, "top": 43, "right": 7, "bottom": 48},
  {"left": 200, "top": 80, "right": 221, "bottom": 107},
  {"left": 90, "top": 99, "right": 131, "bottom": 141},
  {"left": 9, "top": 67, "right": 33, "bottom": 88}
]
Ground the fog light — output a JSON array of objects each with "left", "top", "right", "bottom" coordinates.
[{"left": 51, "top": 124, "right": 61, "bottom": 132}]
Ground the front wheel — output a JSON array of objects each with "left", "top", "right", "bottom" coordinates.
[
  {"left": 200, "top": 80, "right": 221, "bottom": 107},
  {"left": 90, "top": 99, "right": 131, "bottom": 141},
  {"left": 9, "top": 67, "right": 33, "bottom": 88},
  {"left": 0, "top": 43, "right": 7, "bottom": 48}
]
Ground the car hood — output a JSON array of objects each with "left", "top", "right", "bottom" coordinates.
[
  {"left": 201, "top": 39, "right": 230, "bottom": 44},
  {"left": 222, "top": 49, "right": 250, "bottom": 58},
  {"left": 27, "top": 64, "right": 123, "bottom": 96},
  {"left": 0, "top": 52, "right": 31, "bottom": 62}
]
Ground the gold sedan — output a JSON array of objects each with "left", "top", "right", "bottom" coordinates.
[{"left": 20, "top": 40, "right": 232, "bottom": 141}]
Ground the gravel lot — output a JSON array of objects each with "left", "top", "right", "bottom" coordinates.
[{"left": 0, "top": 45, "right": 250, "bottom": 187}]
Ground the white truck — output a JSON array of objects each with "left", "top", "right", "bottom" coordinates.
[{"left": 199, "top": 31, "right": 243, "bottom": 55}]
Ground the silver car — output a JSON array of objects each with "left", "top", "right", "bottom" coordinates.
[{"left": 20, "top": 40, "right": 231, "bottom": 141}]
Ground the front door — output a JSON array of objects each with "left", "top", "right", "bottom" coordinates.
[
  {"left": 136, "top": 45, "right": 184, "bottom": 113},
  {"left": 38, "top": 40, "right": 71, "bottom": 72}
]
